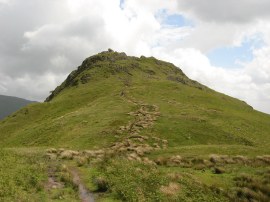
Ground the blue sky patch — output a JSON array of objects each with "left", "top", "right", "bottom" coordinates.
[
  {"left": 156, "top": 9, "right": 193, "bottom": 27},
  {"left": 207, "top": 37, "right": 265, "bottom": 68},
  {"left": 120, "top": 0, "right": 124, "bottom": 9},
  {"left": 164, "top": 14, "right": 190, "bottom": 27}
]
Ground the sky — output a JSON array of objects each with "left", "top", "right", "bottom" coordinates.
[{"left": 0, "top": 0, "right": 270, "bottom": 114}]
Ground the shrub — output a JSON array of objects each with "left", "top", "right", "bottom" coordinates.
[{"left": 94, "top": 177, "right": 108, "bottom": 192}]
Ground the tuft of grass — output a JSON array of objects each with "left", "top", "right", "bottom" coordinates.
[
  {"left": 160, "top": 182, "right": 181, "bottom": 196},
  {"left": 232, "top": 173, "right": 270, "bottom": 201}
]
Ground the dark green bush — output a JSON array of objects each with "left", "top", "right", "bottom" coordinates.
[{"left": 94, "top": 176, "right": 108, "bottom": 192}]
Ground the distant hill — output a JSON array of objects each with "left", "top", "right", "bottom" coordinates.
[{"left": 0, "top": 95, "right": 35, "bottom": 120}]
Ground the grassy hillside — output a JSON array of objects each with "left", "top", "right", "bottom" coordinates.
[
  {"left": 1, "top": 50, "right": 269, "bottom": 149},
  {"left": 0, "top": 50, "right": 269, "bottom": 201},
  {"left": 0, "top": 95, "right": 35, "bottom": 120}
]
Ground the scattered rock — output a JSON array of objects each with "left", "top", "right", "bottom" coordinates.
[
  {"left": 255, "top": 155, "right": 270, "bottom": 164},
  {"left": 160, "top": 182, "right": 180, "bottom": 196},
  {"left": 213, "top": 167, "right": 225, "bottom": 174},
  {"left": 60, "top": 150, "right": 79, "bottom": 160},
  {"left": 46, "top": 148, "right": 57, "bottom": 154},
  {"left": 233, "top": 155, "right": 249, "bottom": 163},
  {"left": 169, "top": 155, "right": 182, "bottom": 165}
]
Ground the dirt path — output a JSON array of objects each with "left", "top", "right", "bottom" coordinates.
[
  {"left": 45, "top": 162, "right": 64, "bottom": 191},
  {"left": 69, "top": 167, "right": 95, "bottom": 202},
  {"left": 45, "top": 157, "right": 95, "bottom": 202}
]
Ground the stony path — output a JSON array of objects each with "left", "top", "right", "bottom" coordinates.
[
  {"left": 117, "top": 90, "right": 161, "bottom": 136},
  {"left": 45, "top": 90, "right": 167, "bottom": 200},
  {"left": 107, "top": 90, "right": 167, "bottom": 164},
  {"left": 46, "top": 91, "right": 167, "bottom": 164}
]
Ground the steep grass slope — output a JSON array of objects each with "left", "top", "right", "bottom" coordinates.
[{"left": 0, "top": 95, "right": 35, "bottom": 120}]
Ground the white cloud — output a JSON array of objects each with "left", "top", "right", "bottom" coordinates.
[
  {"left": 177, "top": 0, "right": 270, "bottom": 23},
  {"left": 0, "top": 72, "right": 66, "bottom": 101},
  {"left": 0, "top": 0, "right": 9, "bottom": 5},
  {"left": 0, "top": 0, "right": 269, "bottom": 114}
]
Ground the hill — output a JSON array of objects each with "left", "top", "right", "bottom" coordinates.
[
  {"left": 0, "top": 50, "right": 269, "bottom": 201},
  {"left": 0, "top": 95, "right": 35, "bottom": 120}
]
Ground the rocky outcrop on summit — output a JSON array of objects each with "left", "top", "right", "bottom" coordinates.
[
  {"left": 45, "top": 49, "right": 206, "bottom": 102},
  {"left": 45, "top": 50, "right": 128, "bottom": 102}
]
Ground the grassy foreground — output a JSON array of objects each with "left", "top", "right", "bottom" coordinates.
[{"left": 0, "top": 149, "right": 47, "bottom": 201}]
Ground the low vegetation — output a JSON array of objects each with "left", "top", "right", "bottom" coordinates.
[
  {"left": 97, "top": 159, "right": 168, "bottom": 201},
  {"left": 0, "top": 50, "right": 269, "bottom": 201},
  {"left": 0, "top": 149, "right": 46, "bottom": 201}
]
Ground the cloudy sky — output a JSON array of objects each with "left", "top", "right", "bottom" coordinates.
[{"left": 0, "top": 0, "right": 270, "bottom": 114}]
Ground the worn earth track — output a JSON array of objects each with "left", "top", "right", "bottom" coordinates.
[
  {"left": 45, "top": 161, "right": 64, "bottom": 191},
  {"left": 45, "top": 159, "right": 95, "bottom": 202},
  {"left": 69, "top": 167, "right": 95, "bottom": 202}
]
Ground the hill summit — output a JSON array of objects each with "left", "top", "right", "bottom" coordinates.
[
  {"left": 45, "top": 49, "right": 205, "bottom": 102},
  {"left": 0, "top": 49, "right": 269, "bottom": 149}
]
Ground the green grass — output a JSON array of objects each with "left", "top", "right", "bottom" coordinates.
[
  {"left": 0, "top": 149, "right": 47, "bottom": 201},
  {"left": 1, "top": 51, "right": 270, "bottom": 150},
  {"left": 99, "top": 159, "right": 168, "bottom": 201},
  {"left": 0, "top": 50, "right": 269, "bottom": 201}
]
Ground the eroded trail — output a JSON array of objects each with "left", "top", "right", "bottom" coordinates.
[
  {"left": 45, "top": 91, "right": 166, "bottom": 200},
  {"left": 69, "top": 167, "right": 95, "bottom": 202},
  {"left": 45, "top": 157, "right": 95, "bottom": 202},
  {"left": 46, "top": 91, "right": 167, "bottom": 164},
  {"left": 45, "top": 162, "right": 64, "bottom": 191}
]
